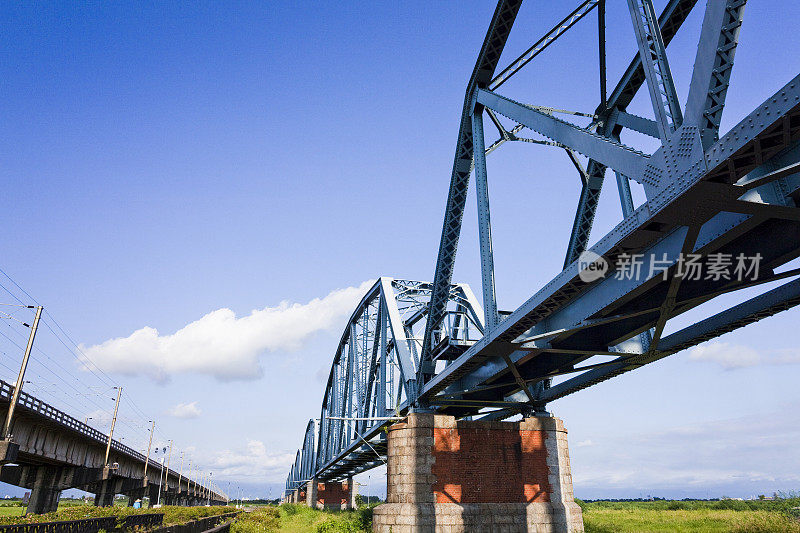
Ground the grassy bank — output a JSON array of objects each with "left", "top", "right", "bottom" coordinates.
[
  {"left": 580, "top": 498, "right": 800, "bottom": 533},
  {"left": 229, "top": 498, "right": 800, "bottom": 533},
  {"left": 0, "top": 504, "right": 233, "bottom": 526},
  {"left": 231, "top": 505, "right": 372, "bottom": 533}
]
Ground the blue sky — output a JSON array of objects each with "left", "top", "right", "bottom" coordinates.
[{"left": 0, "top": 1, "right": 799, "bottom": 500}]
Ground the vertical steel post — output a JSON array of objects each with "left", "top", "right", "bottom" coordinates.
[
  {"left": 3, "top": 306, "right": 42, "bottom": 440},
  {"left": 598, "top": 0, "right": 607, "bottom": 108},
  {"left": 104, "top": 386, "right": 122, "bottom": 466},
  {"left": 471, "top": 106, "right": 499, "bottom": 330}
]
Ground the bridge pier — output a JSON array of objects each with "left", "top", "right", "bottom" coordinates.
[
  {"left": 124, "top": 485, "right": 144, "bottom": 507},
  {"left": 305, "top": 479, "right": 317, "bottom": 507},
  {"left": 93, "top": 476, "right": 119, "bottom": 507},
  {"left": 26, "top": 466, "right": 62, "bottom": 515},
  {"left": 372, "top": 413, "right": 583, "bottom": 533},
  {"left": 309, "top": 477, "right": 356, "bottom": 510}
]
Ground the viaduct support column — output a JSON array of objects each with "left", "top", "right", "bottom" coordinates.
[
  {"left": 147, "top": 484, "right": 160, "bottom": 507},
  {"left": 372, "top": 413, "right": 584, "bottom": 533},
  {"left": 26, "top": 467, "right": 62, "bottom": 515},
  {"left": 93, "top": 479, "right": 115, "bottom": 507}
]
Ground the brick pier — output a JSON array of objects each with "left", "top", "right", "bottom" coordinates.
[
  {"left": 372, "top": 413, "right": 584, "bottom": 532},
  {"left": 306, "top": 477, "right": 357, "bottom": 510}
]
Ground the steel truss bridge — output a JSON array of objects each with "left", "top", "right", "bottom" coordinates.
[{"left": 285, "top": 0, "right": 800, "bottom": 496}]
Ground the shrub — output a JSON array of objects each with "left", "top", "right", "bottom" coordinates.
[
  {"left": 230, "top": 507, "right": 280, "bottom": 533},
  {"left": 730, "top": 512, "right": 800, "bottom": 533}
]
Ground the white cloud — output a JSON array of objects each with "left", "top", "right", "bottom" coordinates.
[
  {"left": 210, "top": 440, "right": 295, "bottom": 482},
  {"left": 78, "top": 280, "right": 374, "bottom": 383},
  {"left": 167, "top": 401, "right": 202, "bottom": 419},
  {"left": 575, "top": 439, "right": 593, "bottom": 448},
  {"left": 688, "top": 342, "right": 761, "bottom": 368},
  {"left": 688, "top": 341, "right": 800, "bottom": 370},
  {"left": 571, "top": 404, "right": 800, "bottom": 498}
]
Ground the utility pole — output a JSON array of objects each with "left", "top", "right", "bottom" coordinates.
[
  {"left": 178, "top": 452, "right": 184, "bottom": 494},
  {"left": 3, "top": 306, "right": 42, "bottom": 440},
  {"left": 186, "top": 463, "right": 192, "bottom": 497},
  {"left": 207, "top": 472, "right": 212, "bottom": 505},
  {"left": 104, "top": 386, "right": 122, "bottom": 466},
  {"left": 144, "top": 420, "right": 155, "bottom": 480},
  {"left": 165, "top": 440, "right": 173, "bottom": 491}
]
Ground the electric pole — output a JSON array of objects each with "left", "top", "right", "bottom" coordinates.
[
  {"left": 104, "top": 386, "right": 122, "bottom": 466},
  {"left": 144, "top": 420, "right": 155, "bottom": 480},
  {"left": 3, "top": 306, "right": 42, "bottom": 440}
]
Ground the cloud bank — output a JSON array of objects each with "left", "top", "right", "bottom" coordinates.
[
  {"left": 571, "top": 404, "right": 800, "bottom": 499},
  {"left": 688, "top": 341, "right": 800, "bottom": 369},
  {"left": 79, "top": 280, "right": 374, "bottom": 382},
  {"left": 167, "top": 401, "right": 202, "bottom": 419},
  {"left": 210, "top": 440, "right": 295, "bottom": 481}
]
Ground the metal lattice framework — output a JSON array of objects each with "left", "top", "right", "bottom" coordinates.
[{"left": 285, "top": 0, "right": 800, "bottom": 493}]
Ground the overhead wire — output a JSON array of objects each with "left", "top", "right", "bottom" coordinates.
[{"left": 0, "top": 266, "right": 207, "bottom": 487}]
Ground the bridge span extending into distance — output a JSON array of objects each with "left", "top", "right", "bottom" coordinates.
[
  {"left": 284, "top": 0, "right": 800, "bottom": 531},
  {"left": 0, "top": 375, "right": 226, "bottom": 513}
]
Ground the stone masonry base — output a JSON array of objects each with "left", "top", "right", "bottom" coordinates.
[{"left": 372, "top": 413, "right": 583, "bottom": 533}]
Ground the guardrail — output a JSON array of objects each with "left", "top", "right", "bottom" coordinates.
[
  {"left": 149, "top": 512, "right": 239, "bottom": 533},
  {"left": 0, "top": 513, "right": 165, "bottom": 533},
  {"left": 0, "top": 380, "right": 216, "bottom": 497}
]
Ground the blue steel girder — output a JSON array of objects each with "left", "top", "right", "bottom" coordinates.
[
  {"left": 285, "top": 0, "right": 800, "bottom": 490},
  {"left": 684, "top": 0, "right": 747, "bottom": 149},
  {"left": 563, "top": 0, "right": 700, "bottom": 267},
  {"left": 420, "top": 0, "right": 523, "bottom": 391},
  {"left": 301, "top": 278, "right": 482, "bottom": 483},
  {"left": 420, "top": 74, "right": 800, "bottom": 411},
  {"left": 626, "top": 0, "right": 684, "bottom": 140}
]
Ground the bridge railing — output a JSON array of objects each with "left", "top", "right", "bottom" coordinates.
[
  {"left": 0, "top": 380, "right": 148, "bottom": 463},
  {"left": 0, "top": 381, "right": 220, "bottom": 496}
]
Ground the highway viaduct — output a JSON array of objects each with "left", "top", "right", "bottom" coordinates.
[{"left": 0, "top": 379, "right": 226, "bottom": 513}]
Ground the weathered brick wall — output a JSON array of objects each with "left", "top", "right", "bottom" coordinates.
[
  {"left": 431, "top": 421, "right": 551, "bottom": 503},
  {"left": 374, "top": 413, "right": 585, "bottom": 532},
  {"left": 317, "top": 481, "right": 350, "bottom": 507}
]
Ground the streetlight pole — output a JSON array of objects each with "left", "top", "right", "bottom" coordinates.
[
  {"left": 104, "top": 387, "right": 122, "bottom": 466},
  {"left": 3, "top": 306, "right": 42, "bottom": 440},
  {"left": 207, "top": 472, "right": 212, "bottom": 505},
  {"left": 157, "top": 456, "right": 165, "bottom": 506}
]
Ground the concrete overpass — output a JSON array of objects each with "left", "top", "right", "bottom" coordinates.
[{"left": 0, "top": 379, "right": 226, "bottom": 513}]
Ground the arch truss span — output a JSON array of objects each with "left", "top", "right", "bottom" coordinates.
[
  {"left": 284, "top": 277, "right": 484, "bottom": 491},
  {"left": 284, "top": 419, "right": 315, "bottom": 498}
]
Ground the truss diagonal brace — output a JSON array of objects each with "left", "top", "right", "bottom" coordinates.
[
  {"left": 421, "top": 0, "right": 523, "bottom": 386},
  {"left": 477, "top": 89, "right": 649, "bottom": 182},
  {"left": 684, "top": 0, "right": 747, "bottom": 149},
  {"left": 626, "top": 0, "right": 684, "bottom": 140}
]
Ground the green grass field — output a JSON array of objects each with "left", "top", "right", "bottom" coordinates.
[
  {"left": 0, "top": 498, "right": 797, "bottom": 532},
  {"left": 227, "top": 498, "right": 800, "bottom": 533},
  {"left": 581, "top": 499, "right": 800, "bottom": 533}
]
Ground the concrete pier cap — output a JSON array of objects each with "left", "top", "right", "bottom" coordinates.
[{"left": 372, "top": 412, "right": 584, "bottom": 532}]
